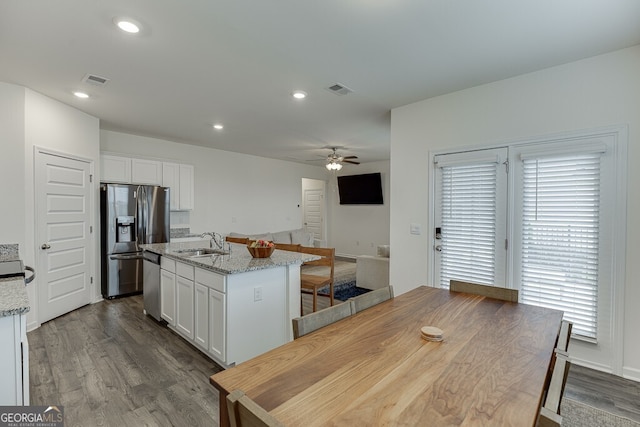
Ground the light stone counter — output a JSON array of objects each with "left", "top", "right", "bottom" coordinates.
[
  {"left": 0, "top": 243, "right": 30, "bottom": 318},
  {"left": 141, "top": 241, "right": 319, "bottom": 275},
  {"left": 0, "top": 278, "right": 30, "bottom": 317}
]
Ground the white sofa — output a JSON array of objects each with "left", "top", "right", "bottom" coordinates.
[
  {"left": 228, "top": 228, "right": 324, "bottom": 247},
  {"left": 356, "top": 245, "right": 390, "bottom": 290}
]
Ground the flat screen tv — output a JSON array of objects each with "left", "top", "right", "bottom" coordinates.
[{"left": 337, "top": 172, "right": 383, "bottom": 205}]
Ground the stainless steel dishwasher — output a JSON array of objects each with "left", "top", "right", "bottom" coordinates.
[{"left": 143, "top": 251, "right": 162, "bottom": 321}]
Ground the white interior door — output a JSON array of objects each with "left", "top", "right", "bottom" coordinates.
[
  {"left": 36, "top": 150, "right": 92, "bottom": 323},
  {"left": 303, "top": 186, "right": 325, "bottom": 241}
]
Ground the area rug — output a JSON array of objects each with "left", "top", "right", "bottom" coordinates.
[
  {"left": 332, "top": 281, "right": 370, "bottom": 301},
  {"left": 562, "top": 398, "right": 640, "bottom": 427}
]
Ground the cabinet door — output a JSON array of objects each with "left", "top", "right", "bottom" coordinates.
[
  {"left": 162, "top": 162, "right": 180, "bottom": 211},
  {"left": 179, "top": 164, "right": 194, "bottom": 211},
  {"left": 100, "top": 154, "right": 131, "bottom": 183},
  {"left": 194, "top": 282, "right": 209, "bottom": 351},
  {"left": 131, "top": 158, "right": 162, "bottom": 185},
  {"left": 160, "top": 269, "right": 176, "bottom": 326},
  {"left": 209, "top": 288, "right": 226, "bottom": 362},
  {"left": 176, "top": 275, "right": 195, "bottom": 339}
]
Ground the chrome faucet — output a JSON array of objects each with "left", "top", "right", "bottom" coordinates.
[{"left": 201, "top": 231, "right": 224, "bottom": 250}]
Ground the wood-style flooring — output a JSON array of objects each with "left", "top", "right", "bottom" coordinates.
[
  {"left": 28, "top": 295, "right": 223, "bottom": 426},
  {"left": 29, "top": 294, "right": 640, "bottom": 426}
]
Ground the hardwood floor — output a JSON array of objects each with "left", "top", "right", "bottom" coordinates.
[
  {"left": 28, "top": 295, "right": 223, "bottom": 426},
  {"left": 565, "top": 363, "right": 640, "bottom": 422},
  {"left": 29, "top": 294, "right": 640, "bottom": 426}
]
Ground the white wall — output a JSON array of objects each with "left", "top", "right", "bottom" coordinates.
[
  {"left": 328, "top": 161, "right": 390, "bottom": 258},
  {"left": 0, "top": 83, "right": 26, "bottom": 248},
  {"left": 100, "top": 130, "right": 327, "bottom": 236},
  {"left": 0, "top": 84, "right": 100, "bottom": 329},
  {"left": 390, "top": 46, "right": 640, "bottom": 380}
]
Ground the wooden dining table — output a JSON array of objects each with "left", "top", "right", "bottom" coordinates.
[{"left": 210, "top": 285, "right": 564, "bottom": 426}]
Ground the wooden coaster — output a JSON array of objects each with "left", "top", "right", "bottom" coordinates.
[{"left": 420, "top": 326, "right": 443, "bottom": 342}]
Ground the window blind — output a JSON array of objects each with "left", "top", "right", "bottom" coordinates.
[
  {"left": 520, "top": 154, "right": 601, "bottom": 339},
  {"left": 439, "top": 162, "right": 498, "bottom": 288}
]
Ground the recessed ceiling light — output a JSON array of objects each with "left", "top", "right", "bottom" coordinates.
[
  {"left": 213, "top": 124, "right": 224, "bottom": 130},
  {"left": 292, "top": 90, "right": 307, "bottom": 100},
  {"left": 73, "top": 91, "right": 89, "bottom": 99},
  {"left": 114, "top": 17, "right": 141, "bottom": 34}
]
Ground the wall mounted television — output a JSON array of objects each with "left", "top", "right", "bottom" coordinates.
[{"left": 337, "top": 172, "right": 384, "bottom": 205}]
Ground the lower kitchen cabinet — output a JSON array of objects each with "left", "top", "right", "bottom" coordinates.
[
  {"left": 194, "top": 282, "right": 209, "bottom": 351},
  {"left": 159, "top": 258, "right": 288, "bottom": 367},
  {"left": 176, "top": 275, "right": 195, "bottom": 339},
  {"left": 0, "top": 313, "right": 28, "bottom": 405},
  {"left": 160, "top": 268, "right": 176, "bottom": 326},
  {"left": 208, "top": 288, "right": 226, "bottom": 361}
]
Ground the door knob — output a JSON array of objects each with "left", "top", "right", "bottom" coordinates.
[
  {"left": 435, "top": 245, "right": 442, "bottom": 252},
  {"left": 41, "top": 243, "right": 51, "bottom": 250}
]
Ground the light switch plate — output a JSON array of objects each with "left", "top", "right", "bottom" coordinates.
[{"left": 410, "top": 223, "right": 422, "bottom": 235}]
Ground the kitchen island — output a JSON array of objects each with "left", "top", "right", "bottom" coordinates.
[{"left": 141, "top": 242, "right": 318, "bottom": 367}]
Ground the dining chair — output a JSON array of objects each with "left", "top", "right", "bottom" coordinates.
[
  {"left": 299, "top": 246, "right": 335, "bottom": 313},
  {"left": 538, "top": 351, "right": 571, "bottom": 427},
  {"left": 226, "top": 236, "right": 249, "bottom": 245},
  {"left": 556, "top": 320, "right": 573, "bottom": 352},
  {"left": 292, "top": 300, "right": 355, "bottom": 339},
  {"left": 349, "top": 285, "right": 394, "bottom": 313},
  {"left": 449, "top": 280, "right": 519, "bottom": 302},
  {"left": 273, "top": 242, "right": 301, "bottom": 252},
  {"left": 226, "top": 389, "right": 284, "bottom": 427}
]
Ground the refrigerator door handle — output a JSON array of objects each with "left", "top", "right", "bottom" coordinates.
[
  {"left": 109, "top": 254, "right": 144, "bottom": 261},
  {"left": 136, "top": 185, "right": 145, "bottom": 245}
]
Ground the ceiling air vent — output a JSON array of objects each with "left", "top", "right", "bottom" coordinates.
[
  {"left": 326, "top": 83, "right": 353, "bottom": 96},
  {"left": 82, "top": 73, "right": 110, "bottom": 86}
]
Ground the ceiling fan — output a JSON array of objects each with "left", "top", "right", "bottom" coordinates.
[{"left": 325, "top": 147, "right": 360, "bottom": 170}]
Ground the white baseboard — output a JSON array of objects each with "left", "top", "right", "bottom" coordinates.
[{"left": 623, "top": 366, "right": 640, "bottom": 382}]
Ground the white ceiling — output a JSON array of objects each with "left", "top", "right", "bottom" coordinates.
[{"left": 1, "top": 1, "right": 639, "bottom": 165}]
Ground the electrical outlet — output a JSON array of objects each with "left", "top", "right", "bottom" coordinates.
[{"left": 254, "top": 286, "right": 263, "bottom": 302}]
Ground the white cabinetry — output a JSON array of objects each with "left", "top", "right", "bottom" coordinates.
[
  {"left": 131, "top": 158, "right": 162, "bottom": 185},
  {"left": 100, "top": 154, "right": 131, "bottom": 183},
  {"left": 0, "top": 314, "right": 28, "bottom": 405},
  {"left": 162, "top": 162, "right": 194, "bottom": 211},
  {"left": 175, "top": 262, "right": 195, "bottom": 339},
  {"left": 158, "top": 257, "right": 289, "bottom": 367},
  {"left": 208, "top": 288, "right": 226, "bottom": 361},
  {"left": 100, "top": 154, "right": 170, "bottom": 187},
  {"left": 194, "top": 282, "right": 210, "bottom": 351},
  {"left": 160, "top": 258, "right": 176, "bottom": 326}
]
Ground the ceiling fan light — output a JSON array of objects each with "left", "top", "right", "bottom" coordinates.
[{"left": 326, "top": 162, "right": 342, "bottom": 171}]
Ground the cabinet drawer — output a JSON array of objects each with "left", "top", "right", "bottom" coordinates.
[
  {"left": 161, "top": 257, "right": 176, "bottom": 273},
  {"left": 176, "top": 261, "right": 195, "bottom": 280},
  {"left": 195, "top": 268, "right": 226, "bottom": 293}
]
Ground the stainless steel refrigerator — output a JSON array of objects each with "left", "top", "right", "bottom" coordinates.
[{"left": 100, "top": 183, "right": 170, "bottom": 298}]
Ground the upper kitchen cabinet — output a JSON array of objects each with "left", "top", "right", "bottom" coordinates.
[
  {"left": 100, "top": 154, "right": 131, "bottom": 183},
  {"left": 162, "top": 162, "right": 194, "bottom": 211},
  {"left": 131, "top": 158, "right": 162, "bottom": 185},
  {"left": 100, "top": 154, "right": 162, "bottom": 185}
]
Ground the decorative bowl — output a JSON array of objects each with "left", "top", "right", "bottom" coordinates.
[{"left": 247, "top": 245, "right": 275, "bottom": 258}]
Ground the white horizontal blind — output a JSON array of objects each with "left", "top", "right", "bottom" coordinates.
[
  {"left": 439, "top": 161, "right": 498, "bottom": 288},
  {"left": 520, "top": 154, "right": 601, "bottom": 339}
]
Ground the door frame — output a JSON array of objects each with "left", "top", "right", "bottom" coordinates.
[{"left": 33, "top": 146, "right": 98, "bottom": 327}]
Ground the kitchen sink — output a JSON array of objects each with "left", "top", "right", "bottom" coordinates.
[{"left": 173, "top": 248, "right": 229, "bottom": 257}]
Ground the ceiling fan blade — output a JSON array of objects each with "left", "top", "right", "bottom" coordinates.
[
  {"left": 343, "top": 160, "right": 360, "bottom": 165},
  {"left": 342, "top": 155, "right": 358, "bottom": 159}
]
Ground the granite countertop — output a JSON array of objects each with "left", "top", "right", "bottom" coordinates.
[
  {"left": 141, "top": 242, "right": 319, "bottom": 275},
  {"left": 0, "top": 277, "right": 30, "bottom": 317}
]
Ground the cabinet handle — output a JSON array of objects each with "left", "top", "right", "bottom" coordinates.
[{"left": 41, "top": 243, "right": 51, "bottom": 250}]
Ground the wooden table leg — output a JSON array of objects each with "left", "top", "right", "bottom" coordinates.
[{"left": 219, "top": 390, "right": 230, "bottom": 427}]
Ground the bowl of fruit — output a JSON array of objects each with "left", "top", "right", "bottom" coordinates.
[{"left": 247, "top": 239, "right": 275, "bottom": 258}]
